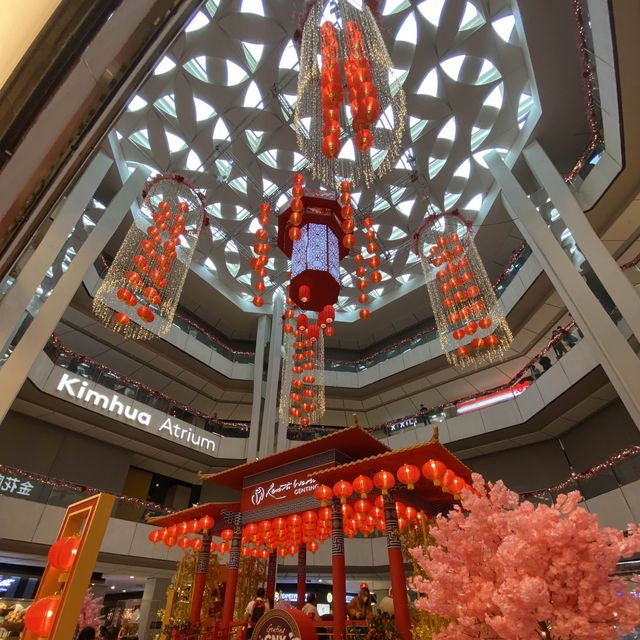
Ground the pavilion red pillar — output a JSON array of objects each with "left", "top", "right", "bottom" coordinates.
[
  {"left": 189, "top": 532, "right": 212, "bottom": 626},
  {"left": 296, "top": 542, "right": 307, "bottom": 609},
  {"left": 382, "top": 495, "right": 411, "bottom": 640},
  {"left": 266, "top": 550, "right": 277, "bottom": 607},
  {"left": 221, "top": 521, "right": 242, "bottom": 631},
  {"left": 331, "top": 498, "right": 346, "bottom": 640}
]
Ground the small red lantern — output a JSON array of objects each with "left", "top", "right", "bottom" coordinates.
[
  {"left": 188, "top": 518, "right": 201, "bottom": 534},
  {"left": 24, "top": 595, "right": 60, "bottom": 638},
  {"left": 422, "top": 460, "right": 447, "bottom": 486},
  {"left": 352, "top": 474, "right": 373, "bottom": 498},
  {"left": 148, "top": 529, "right": 162, "bottom": 544},
  {"left": 373, "top": 470, "right": 395, "bottom": 495},
  {"left": 333, "top": 480, "right": 354, "bottom": 504},
  {"left": 299, "top": 284, "right": 311, "bottom": 303},
  {"left": 221, "top": 529, "right": 234, "bottom": 541},
  {"left": 397, "top": 464, "right": 420, "bottom": 490},
  {"left": 48, "top": 535, "right": 80, "bottom": 572},
  {"left": 178, "top": 536, "right": 190, "bottom": 550},
  {"left": 200, "top": 515, "right": 214, "bottom": 531},
  {"left": 442, "top": 469, "right": 456, "bottom": 492},
  {"left": 314, "top": 484, "right": 333, "bottom": 506},
  {"left": 218, "top": 542, "right": 229, "bottom": 554},
  {"left": 447, "top": 476, "right": 466, "bottom": 498}
]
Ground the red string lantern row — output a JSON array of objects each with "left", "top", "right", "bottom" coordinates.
[
  {"left": 344, "top": 20, "right": 378, "bottom": 154},
  {"left": 147, "top": 515, "right": 215, "bottom": 548},
  {"left": 251, "top": 201, "right": 272, "bottom": 308},
  {"left": 320, "top": 22, "right": 342, "bottom": 159}
]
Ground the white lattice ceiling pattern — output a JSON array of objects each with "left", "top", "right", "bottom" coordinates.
[{"left": 112, "top": 0, "right": 536, "bottom": 319}]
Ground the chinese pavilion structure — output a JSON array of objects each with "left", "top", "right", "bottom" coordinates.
[{"left": 148, "top": 425, "right": 472, "bottom": 640}]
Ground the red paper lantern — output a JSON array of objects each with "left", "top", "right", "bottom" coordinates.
[
  {"left": 397, "top": 464, "right": 420, "bottom": 490},
  {"left": 373, "top": 470, "right": 395, "bottom": 495},
  {"left": 148, "top": 529, "right": 162, "bottom": 544},
  {"left": 48, "top": 535, "right": 80, "bottom": 572},
  {"left": 200, "top": 515, "right": 214, "bottom": 531},
  {"left": 221, "top": 529, "right": 234, "bottom": 541},
  {"left": 218, "top": 542, "right": 228, "bottom": 554},
  {"left": 442, "top": 469, "right": 456, "bottom": 492},
  {"left": 422, "top": 460, "right": 447, "bottom": 486},
  {"left": 24, "top": 595, "right": 60, "bottom": 638},
  {"left": 465, "top": 321, "right": 478, "bottom": 336},
  {"left": 452, "top": 329, "right": 465, "bottom": 341},
  {"left": 314, "top": 484, "right": 333, "bottom": 506},
  {"left": 178, "top": 536, "right": 190, "bottom": 550},
  {"left": 359, "top": 308, "right": 370, "bottom": 320},
  {"left": 485, "top": 334, "right": 500, "bottom": 349},
  {"left": 253, "top": 296, "right": 264, "bottom": 308},
  {"left": 333, "top": 480, "right": 353, "bottom": 504},
  {"left": 188, "top": 518, "right": 201, "bottom": 534}
]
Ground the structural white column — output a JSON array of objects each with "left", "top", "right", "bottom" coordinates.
[
  {"left": 259, "top": 293, "right": 285, "bottom": 458},
  {"left": 0, "top": 168, "right": 149, "bottom": 425},
  {"left": 246, "top": 315, "right": 269, "bottom": 460},
  {"left": 523, "top": 140, "right": 640, "bottom": 341},
  {"left": 487, "top": 152, "right": 640, "bottom": 428},
  {"left": 137, "top": 577, "right": 170, "bottom": 640},
  {"left": 0, "top": 152, "right": 113, "bottom": 355}
]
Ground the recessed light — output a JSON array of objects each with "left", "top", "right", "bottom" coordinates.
[
  {"left": 110, "top": 586, "right": 115, "bottom": 590},
  {"left": 318, "top": 578, "right": 323, "bottom": 583},
  {"left": 129, "top": 576, "right": 135, "bottom": 579},
  {"left": 122, "top": 589, "right": 126, "bottom": 593}
]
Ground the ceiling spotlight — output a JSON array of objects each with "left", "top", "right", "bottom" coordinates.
[
  {"left": 110, "top": 586, "right": 115, "bottom": 590},
  {"left": 318, "top": 578, "right": 323, "bottom": 583},
  {"left": 129, "top": 576, "right": 135, "bottom": 579}
]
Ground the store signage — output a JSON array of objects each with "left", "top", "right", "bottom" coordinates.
[
  {"left": 0, "top": 475, "right": 33, "bottom": 497},
  {"left": 242, "top": 471, "right": 318, "bottom": 511},
  {"left": 54, "top": 373, "right": 216, "bottom": 454},
  {"left": 387, "top": 417, "right": 417, "bottom": 433}
]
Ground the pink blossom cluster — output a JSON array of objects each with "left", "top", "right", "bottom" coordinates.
[{"left": 409, "top": 473, "right": 640, "bottom": 640}]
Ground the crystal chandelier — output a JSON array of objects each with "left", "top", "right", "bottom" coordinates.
[
  {"left": 294, "top": 0, "right": 406, "bottom": 187},
  {"left": 413, "top": 210, "right": 513, "bottom": 368},
  {"left": 93, "top": 174, "right": 205, "bottom": 339}
]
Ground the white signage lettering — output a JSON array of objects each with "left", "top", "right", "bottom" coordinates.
[
  {"left": 0, "top": 476, "right": 33, "bottom": 497},
  {"left": 250, "top": 477, "right": 317, "bottom": 506},
  {"left": 55, "top": 373, "right": 215, "bottom": 454}
]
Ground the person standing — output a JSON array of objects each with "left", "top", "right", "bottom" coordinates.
[
  {"left": 418, "top": 404, "right": 430, "bottom": 426},
  {"left": 551, "top": 329, "right": 567, "bottom": 359},
  {"left": 347, "top": 584, "right": 373, "bottom": 621},
  {"left": 538, "top": 354, "right": 552, "bottom": 371},
  {"left": 301, "top": 593, "right": 319, "bottom": 621},
  {"left": 245, "top": 587, "right": 269, "bottom": 638}
]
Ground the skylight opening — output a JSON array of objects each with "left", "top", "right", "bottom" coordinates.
[
  {"left": 279, "top": 40, "right": 298, "bottom": 70},
  {"left": 248, "top": 218, "right": 262, "bottom": 233},
  {"left": 207, "top": 203, "right": 223, "bottom": 218},
  {"left": 258, "top": 150, "right": 278, "bottom": 168},
  {"left": 212, "top": 118, "right": 230, "bottom": 141},
  {"left": 473, "top": 147, "right": 508, "bottom": 168},
  {"left": 396, "top": 273, "right": 411, "bottom": 284},
  {"left": 416, "top": 69, "right": 438, "bottom": 97},
  {"left": 129, "top": 130, "right": 151, "bottom": 150},
  {"left": 185, "top": 11, "right": 209, "bottom": 32},
  {"left": 409, "top": 118, "right": 429, "bottom": 142},
  {"left": 388, "top": 228, "right": 407, "bottom": 241},
  {"left": 440, "top": 56, "right": 465, "bottom": 82},
  {"left": 204, "top": 257, "right": 217, "bottom": 272},
  {"left": 338, "top": 139, "right": 356, "bottom": 161},
  {"left": 549, "top": 207, "right": 560, "bottom": 222},
  {"left": 492, "top": 15, "right": 516, "bottom": 43},
  {"left": 418, "top": 0, "right": 445, "bottom": 26},
  {"left": 377, "top": 105, "right": 395, "bottom": 130},
  {"left": 373, "top": 196, "right": 391, "bottom": 213},
  {"left": 240, "top": 0, "right": 264, "bottom": 16},
  {"left": 483, "top": 84, "right": 503, "bottom": 109},
  {"left": 166, "top": 132, "right": 187, "bottom": 153},
  {"left": 470, "top": 126, "right": 491, "bottom": 151},
  {"left": 454, "top": 159, "right": 471, "bottom": 179},
  {"left": 205, "top": 0, "right": 219, "bottom": 18},
  {"left": 262, "top": 178, "right": 278, "bottom": 197},
  {"left": 243, "top": 42, "right": 264, "bottom": 72},
  {"left": 243, "top": 81, "right": 262, "bottom": 108},
  {"left": 246, "top": 130, "right": 264, "bottom": 153},
  {"left": 462, "top": 193, "right": 483, "bottom": 212},
  {"left": 396, "top": 13, "right": 418, "bottom": 44},
  {"left": 390, "top": 187, "right": 406, "bottom": 205},
  {"left": 459, "top": 2, "right": 485, "bottom": 31},
  {"left": 293, "top": 152, "right": 307, "bottom": 171},
  {"left": 155, "top": 94, "right": 177, "bottom": 118},
  {"left": 183, "top": 57, "right": 208, "bottom": 82},
  {"left": 438, "top": 117, "right": 457, "bottom": 141},
  {"left": 194, "top": 97, "right": 215, "bottom": 121},
  {"left": 396, "top": 200, "right": 415, "bottom": 217},
  {"left": 444, "top": 192, "right": 461, "bottom": 209},
  {"left": 383, "top": 0, "right": 411, "bottom": 15},
  {"left": 186, "top": 150, "right": 202, "bottom": 171},
  {"left": 127, "top": 95, "right": 147, "bottom": 112},
  {"left": 154, "top": 56, "right": 176, "bottom": 75},
  {"left": 229, "top": 177, "right": 248, "bottom": 195},
  {"left": 428, "top": 157, "right": 447, "bottom": 179},
  {"left": 226, "top": 60, "right": 249, "bottom": 86},
  {"left": 478, "top": 59, "right": 501, "bottom": 84},
  {"left": 215, "top": 159, "right": 231, "bottom": 180},
  {"left": 371, "top": 148, "right": 388, "bottom": 170}
]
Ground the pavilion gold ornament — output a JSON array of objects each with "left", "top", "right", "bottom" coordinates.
[
  {"left": 93, "top": 174, "right": 205, "bottom": 339},
  {"left": 413, "top": 210, "right": 513, "bottom": 368},
  {"left": 294, "top": 0, "right": 406, "bottom": 187}
]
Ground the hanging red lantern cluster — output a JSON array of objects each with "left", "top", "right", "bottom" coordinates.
[
  {"left": 251, "top": 201, "right": 272, "bottom": 308},
  {"left": 421, "top": 459, "right": 470, "bottom": 499},
  {"left": 147, "top": 514, "right": 215, "bottom": 551},
  {"left": 295, "top": 0, "right": 406, "bottom": 187},
  {"left": 345, "top": 20, "right": 378, "bottom": 153},
  {"left": 414, "top": 210, "right": 513, "bottom": 368},
  {"left": 93, "top": 174, "right": 205, "bottom": 339},
  {"left": 320, "top": 22, "right": 342, "bottom": 159}
]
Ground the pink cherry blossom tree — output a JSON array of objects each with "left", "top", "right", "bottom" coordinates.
[{"left": 409, "top": 473, "right": 640, "bottom": 640}]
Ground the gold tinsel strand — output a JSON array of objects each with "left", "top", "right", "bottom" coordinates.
[
  {"left": 417, "top": 214, "right": 513, "bottom": 368},
  {"left": 295, "top": 0, "right": 406, "bottom": 187},
  {"left": 93, "top": 176, "right": 205, "bottom": 340}
]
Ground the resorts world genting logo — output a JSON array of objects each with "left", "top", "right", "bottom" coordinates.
[
  {"left": 55, "top": 373, "right": 216, "bottom": 453},
  {"left": 250, "top": 477, "right": 318, "bottom": 506}
]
